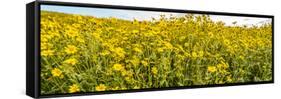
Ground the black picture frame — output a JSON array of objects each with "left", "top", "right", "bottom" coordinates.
[{"left": 26, "top": 0, "right": 274, "bottom": 98}]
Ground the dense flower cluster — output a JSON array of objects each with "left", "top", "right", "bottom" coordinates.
[{"left": 40, "top": 11, "right": 272, "bottom": 94}]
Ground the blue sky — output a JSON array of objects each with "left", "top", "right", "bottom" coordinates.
[
  {"left": 41, "top": 5, "right": 271, "bottom": 26},
  {"left": 41, "top": 5, "right": 184, "bottom": 21}
]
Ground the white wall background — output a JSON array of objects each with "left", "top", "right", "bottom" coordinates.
[{"left": 0, "top": 0, "right": 279, "bottom": 99}]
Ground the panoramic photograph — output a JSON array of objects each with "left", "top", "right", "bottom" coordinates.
[{"left": 40, "top": 5, "right": 272, "bottom": 95}]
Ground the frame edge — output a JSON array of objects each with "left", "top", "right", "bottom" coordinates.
[{"left": 26, "top": 1, "right": 40, "bottom": 98}]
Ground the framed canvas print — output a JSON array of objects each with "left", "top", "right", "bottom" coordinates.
[{"left": 26, "top": 0, "right": 274, "bottom": 98}]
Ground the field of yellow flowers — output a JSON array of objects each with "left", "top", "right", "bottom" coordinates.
[{"left": 40, "top": 11, "right": 272, "bottom": 94}]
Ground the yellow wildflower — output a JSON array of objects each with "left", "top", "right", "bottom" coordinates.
[
  {"left": 113, "top": 47, "right": 126, "bottom": 59},
  {"left": 130, "top": 57, "right": 140, "bottom": 67},
  {"left": 151, "top": 67, "right": 158, "bottom": 75},
  {"left": 69, "top": 84, "right": 80, "bottom": 93},
  {"left": 64, "top": 58, "right": 78, "bottom": 65},
  {"left": 41, "top": 50, "right": 54, "bottom": 57},
  {"left": 95, "top": 84, "right": 106, "bottom": 91},
  {"left": 65, "top": 45, "right": 78, "bottom": 54},
  {"left": 208, "top": 66, "right": 217, "bottom": 73},
  {"left": 113, "top": 64, "right": 124, "bottom": 71},
  {"left": 141, "top": 60, "right": 148, "bottom": 66},
  {"left": 66, "top": 29, "right": 78, "bottom": 37},
  {"left": 133, "top": 47, "right": 143, "bottom": 53},
  {"left": 41, "top": 43, "right": 53, "bottom": 50},
  {"left": 41, "top": 35, "right": 49, "bottom": 42},
  {"left": 51, "top": 68, "right": 62, "bottom": 77},
  {"left": 92, "top": 32, "right": 102, "bottom": 41},
  {"left": 132, "top": 30, "right": 139, "bottom": 33},
  {"left": 192, "top": 52, "right": 198, "bottom": 58}
]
